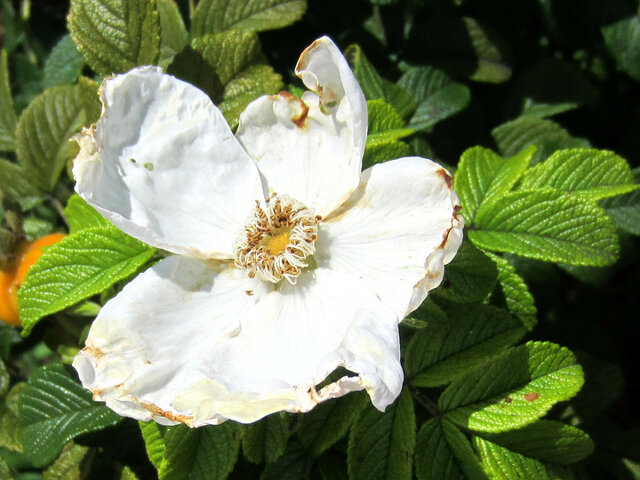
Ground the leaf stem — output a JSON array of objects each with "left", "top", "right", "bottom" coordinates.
[{"left": 410, "top": 386, "right": 441, "bottom": 417}]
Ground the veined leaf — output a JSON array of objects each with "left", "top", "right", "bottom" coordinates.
[
  {"left": 192, "top": 0, "right": 306, "bottom": 36},
  {"left": 477, "top": 420, "right": 594, "bottom": 465},
  {"left": 347, "top": 388, "right": 416, "bottom": 480},
  {"left": 454, "top": 146, "right": 535, "bottom": 223},
  {"left": 408, "top": 83, "right": 470, "bottom": 132},
  {"left": 157, "top": 0, "right": 188, "bottom": 69},
  {"left": 18, "top": 226, "right": 156, "bottom": 336},
  {"left": 363, "top": 138, "right": 412, "bottom": 169},
  {"left": 0, "top": 384, "right": 23, "bottom": 453},
  {"left": 158, "top": 423, "right": 240, "bottom": 480},
  {"left": 602, "top": 186, "right": 640, "bottom": 236},
  {"left": 16, "top": 78, "right": 100, "bottom": 192},
  {"left": 260, "top": 440, "right": 311, "bottom": 480},
  {"left": 398, "top": 66, "right": 452, "bottom": 104},
  {"left": 519, "top": 148, "right": 638, "bottom": 201},
  {"left": 43, "top": 441, "right": 89, "bottom": 480},
  {"left": 64, "top": 194, "right": 111, "bottom": 233},
  {"left": 439, "top": 342, "right": 583, "bottom": 432},
  {"left": 298, "top": 392, "right": 366, "bottom": 457},
  {"left": 345, "top": 44, "right": 416, "bottom": 119},
  {"left": 42, "top": 35, "right": 85, "bottom": 89},
  {"left": 433, "top": 240, "right": 497, "bottom": 303},
  {"left": 0, "top": 157, "right": 43, "bottom": 208},
  {"left": 0, "top": 49, "right": 17, "bottom": 152},
  {"left": 486, "top": 253, "right": 537, "bottom": 330},
  {"left": 363, "top": 99, "right": 413, "bottom": 167},
  {"left": 19, "top": 363, "right": 121, "bottom": 467},
  {"left": 241, "top": 412, "right": 291, "bottom": 464},
  {"left": 473, "top": 436, "right": 574, "bottom": 480},
  {"left": 139, "top": 421, "right": 166, "bottom": 471},
  {"left": 415, "top": 418, "right": 487, "bottom": 480},
  {"left": 492, "top": 116, "right": 589, "bottom": 164},
  {"left": 469, "top": 189, "right": 619, "bottom": 266},
  {"left": 68, "top": 0, "right": 160, "bottom": 75},
  {"left": 405, "top": 304, "right": 525, "bottom": 387},
  {"left": 368, "top": 99, "right": 407, "bottom": 133}
]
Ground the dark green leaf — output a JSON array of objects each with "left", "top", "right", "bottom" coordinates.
[
  {"left": 158, "top": 423, "right": 240, "bottom": 480},
  {"left": 415, "top": 418, "right": 486, "bottom": 480},
  {"left": 602, "top": 186, "right": 640, "bottom": 236},
  {"left": 157, "top": 0, "right": 189, "bottom": 69},
  {"left": 260, "top": 440, "right": 311, "bottom": 480},
  {"left": 42, "top": 35, "right": 85, "bottom": 89},
  {"left": 405, "top": 304, "right": 525, "bottom": 387},
  {"left": 68, "top": 0, "right": 161, "bottom": 75},
  {"left": 0, "top": 49, "right": 17, "bottom": 152},
  {"left": 19, "top": 363, "right": 121, "bottom": 467},
  {"left": 470, "top": 190, "right": 619, "bottom": 266},
  {"left": 602, "top": 14, "right": 640, "bottom": 82},
  {"left": 43, "top": 441, "right": 89, "bottom": 480},
  {"left": 347, "top": 388, "right": 416, "bottom": 480},
  {"left": 241, "top": 412, "right": 291, "bottom": 464},
  {"left": 18, "top": 226, "right": 156, "bottom": 336},
  {"left": 397, "top": 66, "right": 453, "bottom": 104},
  {"left": 519, "top": 148, "right": 638, "bottom": 201},
  {"left": 16, "top": 78, "right": 100, "bottom": 192},
  {"left": 192, "top": 0, "right": 307, "bottom": 36},
  {"left": 408, "top": 83, "right": 470, "bottom": 132},
  {"left": 0, "top": 158, "right": 42, "bottom": 208},
  {"left": 0, "top": 383, "right": 23, "bottom": 453},
  {"left": 439, "top": 342, "right": 584, "bottom": 432}
]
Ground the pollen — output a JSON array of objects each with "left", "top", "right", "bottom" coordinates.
[{"left": 233, "top": 195, "right": 319, "bottom": 284}]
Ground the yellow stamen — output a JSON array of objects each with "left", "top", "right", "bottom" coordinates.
[{"left": 266, "top": 232, "right": 291, "bottom": 255}]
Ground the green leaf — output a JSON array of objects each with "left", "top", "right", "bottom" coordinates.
[
  {"left": 16, "top": 78, "right": 100, "bottom": 192},
  {"left": 408, "top": 83, "right": 470, "bottom": 132},
  {"left": 260, "top": 440, "right": 311, "bottom": 480},
  {"left": 433, "top": 240, "right": 497, "bottom": 303},
  {"left": 415, "top": 418, "right": 487, "bottom": 480},
  {"left": 469, "top": 190, "right": 619, "bottom": 266},
  {"left": 367, "top": 99, "right": 409, "bottom": 134},
  {"left": 18, "top": 226, "right": 156, "bottom": 336},
  {"left": 454, "top": 146, "right": 535, "bottom": 223},
  {"left": 241, "top": 412, "right": 291, "bottom": 464},
  {"left": 486, "top": 253, "right": 537, "bottom": 330},
  {"left": 68, "top": 0, "right": 160, "bottom": 75},
  {"left": 219, "top": 64, "right": 283, "bottom": 129},
  {"left": 0, "top": 457, "right": 11, "bottom": 479},
  {"left": 473, "top": 436, "right": 575, "bottom": 480},
  {"left": 64, "top": 194, "right": 110, "bottom": 233},
  {"left": 345, "top": 44, "right": 416, "bottom": 118},
  {"left": 492, "top": 117, "right": 589, "bottom": 164},
  {"left": 397, "top": 66, "right": 453, "bottom": 104},
  {"left": 0, "top": 384, "right": 23, "bottom": 453},
  {"left": 405, "top": 304, "right": 526, "bottom": 387},
  {"left": 158, "top": 423, "right": 240, "bottom": 480},
  {"left": 192, "top": 0, "right": 307, "bottom": 36},
  {"left": 602, "top": 191, "right": 640, "bottom": 237},
  {"left": 439, "top": 342, "right": 583, "bottom": 432},
  {"left": 477, "top": 420, "right": 594, "bottom": 465},
  {"left": 298, "top": 392, "right": 366, "bottom": 457},
  {"left": 0, "top": 158, "right": 43, "bottom": 207},
  {"left": 602, "top": 14, "right": 640, "bottom": 82},
  {"left": 0, "top": 358, "right": 9, "bottom": 399},
  {"left": 139, "top": 421, "right": 165, "bottom": 471},
  {"left": 42, "top": 35, "right": 85, "bottom": 89},
  {"left": 347, "top": 388, "right": 416, "bottom": 480},
  {"left": 157, "top": 0, "right": 189, "bottom": 69},
  {"left": 363, "top": 99, "right": 414, "bottom": 168},
  {"left": 0, "top": 49, "right": 17, "bottom": 152},
  {"left": 19, "top": 363, "right": 122, "bottom": 467},
  {"left": 519, "top": 149, "right": 638, "bottom": 201},
  {"left": 43, "top": 441, "right": 89, "bottom": 480},
  {"left": 363, "top": 138, "right": 412, "bottom": 169}
]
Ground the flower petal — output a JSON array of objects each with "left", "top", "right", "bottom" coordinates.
[
  {"left": 318, "top": 156, "right": 463, "bottom": 320},
  {"left": 74, "top": 263, "right": 402, "bottom": 426},
  {"left": 235, "top": 37, "right": 367, "bottom": 217},
  {"left": 73, "top": 66, "right": 264, "bottom": 259}
]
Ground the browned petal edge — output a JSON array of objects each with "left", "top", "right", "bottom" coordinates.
[
  {"left": 295, "top": 38, "right": 323, "bottom": 73},
  {"left": 139, "top": 400, "right": 195, "bottom": 427},
  {"left": 276, "top": 91, "right": 309, "bottom": 128},
  {"left": 438, "top": 204, "right": 463, "bottom": 251},
  {"left": 437, "top": 168, "right": 453, "bottom": 189}
]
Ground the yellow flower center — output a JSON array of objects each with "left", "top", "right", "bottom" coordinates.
[{"left": 233, "top": 195, "right": 320, "bottom": 284}]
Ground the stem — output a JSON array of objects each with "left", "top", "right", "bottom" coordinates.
[{"left": 410, "top": 386, "right": 442, "bottom": 417}]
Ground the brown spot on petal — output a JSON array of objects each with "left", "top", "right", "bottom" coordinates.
[
  {"left": 278, "top": 91, "right": 309, "bottom": 128},
  {"left": 140, "top": 401, "right": 194, "bottom": 427},
  {"left": 83, "top": 345, "right": 105, "bottom": 359},
  {"left": 524, "top": 392, "right": 539, "bottom": 402},
  {"left": 453, "top": 205, "right": 462, "bottom": 216},
  {"left": 438, "top": 227, "right": 453, "bottom": 250},
  {"left": 90, "top": 388, "right": 104, "bottom": 400},
  {"left": 437, "top": 168, "right": 453, "bottom": 189},
  {"left": 245, "top": 290, "right": 254, "bottom": 296}
]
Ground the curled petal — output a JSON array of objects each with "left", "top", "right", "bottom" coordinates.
[
  {"left": 74, "top": 263, "right": 402, "bottom": 426},
  {"left": 236, "top": 37, "right": 367, "bottom": 217},
  {"left": 318, "top": 156, "right": 463, "bottom": 320},
  {"left": 73, "top": 66, "right": 264, "bottom": 260}
]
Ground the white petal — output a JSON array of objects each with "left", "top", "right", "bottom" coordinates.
[
  {"left": 74, "top": 264, "right": 402, "bottom": 425},
  {"left": 318, "top": 157, "right": 464, "bottom": 320},
  {"left": 235, "top": 37, "right": 367, "bottom": 217},
  {"left": 73, "top": 66, "right": 264, "bottom": 259}
]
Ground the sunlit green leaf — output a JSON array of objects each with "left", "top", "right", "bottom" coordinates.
[
  {"left": 440, "top": 342, "right": 583, "bottom": 432},
  {"left": 192, "top": 0, "right": 306, "bottom": 36},
  {"left": 64, "top": 194, "right": 111, "bottom": 233},
  {"left": 19, "top": 363, "right": 121, "bottom": 467},
  {"left": 68, "top": 0, "right": 160, "bottom": 75},
  {"left": 139, "top": 421, "right": 165, "bottom": 471}
]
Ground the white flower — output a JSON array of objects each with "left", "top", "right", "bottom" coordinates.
[{"left": 71, "top": 37, "right": 463, "bottom": 427}]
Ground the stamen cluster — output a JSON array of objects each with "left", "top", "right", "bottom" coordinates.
[{"left": 234, "top": 195, "right": 320, "bottom": 283}]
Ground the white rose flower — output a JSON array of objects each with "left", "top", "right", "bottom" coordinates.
[{"left": 71, "top": 37, "right": 463, "bottom": 427}]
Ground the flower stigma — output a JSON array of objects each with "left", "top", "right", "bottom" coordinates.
[{"left": 234, "top": 194, "right": 320, "bottom": 284}]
